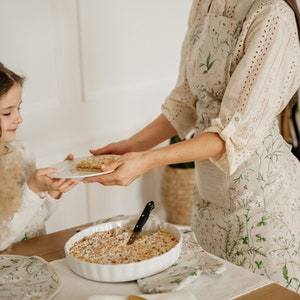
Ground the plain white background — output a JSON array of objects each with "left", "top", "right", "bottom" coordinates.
[{"left": 0, "top": 0, "right": 193, "bottom": 232}]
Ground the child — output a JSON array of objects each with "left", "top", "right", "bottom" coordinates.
[{"left": 0, "top": 62, "right": 78, "bottom": 251}]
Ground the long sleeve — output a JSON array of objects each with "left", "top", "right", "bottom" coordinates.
[
  {"left": 0, "top": 184, "right": 54, "bottom": 251},
  {"left": 161, "top": 0, "right": 201, "bottom": 138},
  {"left": 208, "top": 2, "right": 300, "bottom": 174},
  {"left": 162, "top": 0, "right": 300, "bottom": 175},
  {"left": 0, "top": 141, "right": 59, "bottom": 251}
]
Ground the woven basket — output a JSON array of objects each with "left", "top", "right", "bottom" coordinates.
[{"left": 160, "top": 166, "right": 195, "bottom": 226}]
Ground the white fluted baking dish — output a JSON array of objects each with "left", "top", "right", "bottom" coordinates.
[{"left": 64, "top": 217, "right": 182, "bottom": 282}]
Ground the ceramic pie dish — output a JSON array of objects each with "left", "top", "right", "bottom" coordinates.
[{"left": 64, "top": 217, "right": 182, "bottom": 282}]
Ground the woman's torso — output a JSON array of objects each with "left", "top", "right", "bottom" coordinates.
[{"left": 185, "top": 0, "right": 300, "bottom": 208}]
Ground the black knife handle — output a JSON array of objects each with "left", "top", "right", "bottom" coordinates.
[{"left": 133, "top": 201, "right": 155, "bottom": 233}]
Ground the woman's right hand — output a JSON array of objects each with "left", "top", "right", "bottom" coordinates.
[{"left": 89, "top": 139, "right": 131, "bottom": 156}]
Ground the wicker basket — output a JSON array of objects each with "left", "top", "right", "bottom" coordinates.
[{"left": 160, "top": 166, "right": 195, "bottom": 226}]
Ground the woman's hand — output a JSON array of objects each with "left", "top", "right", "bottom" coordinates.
[
  {"left": 85, "top": 114, "right": 179, "bottom": 186},
  {"left": 89, "top": 139, "right": 131, "bottom": 156},
  {"left": 84, "top": 151, "right": 151, "bottom": 186}
]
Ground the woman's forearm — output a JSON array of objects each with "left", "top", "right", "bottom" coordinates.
[
  {"left": 128, "top": 114, "right": 177, "bottom": 152},
  {"left": 144, "top": 132, "right": 226, "bottom": 170}
]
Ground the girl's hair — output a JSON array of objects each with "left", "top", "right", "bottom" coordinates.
[{"left": 0, "top": 62, "right": 25, "bottom": 99}]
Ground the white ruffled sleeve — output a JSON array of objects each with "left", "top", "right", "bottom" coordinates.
[
  {"left": 0, "top": 141, "right": 60, "bottom": 251},
  {"left": 19, "top": 142, "right": 59, "bottom": 220},
  {"left": 208, "top": 3, "right": 300, "bottom": 175}
]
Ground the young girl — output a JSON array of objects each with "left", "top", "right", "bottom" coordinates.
[{"left": 0, "top": 62, "right": 78, "bottom": 251}]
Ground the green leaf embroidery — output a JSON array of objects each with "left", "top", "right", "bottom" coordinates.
[
  {"left": 200, "top": 53, "right": 216, "bottom": 74},
  {"left": 171, "top": 278, "right": 182, "bottom": 285},
  {"left": 241, "top": 236, "right": 249, "bottom": 245},
  {"left": 189, "top": 271, "right": 198, "bottom": 276},
  {"left": 255, "top": 260, "right": 263, "bottom": 269},
  {"left": 255, "top": 233, "right": 266, "bottom": 242},
  {"left": 257, "top": 216, "right": 268, "bottom": 227}
]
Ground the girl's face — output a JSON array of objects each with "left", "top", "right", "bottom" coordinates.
[{"left": 0, "top": 83, "right": 23, "bottom": 142}]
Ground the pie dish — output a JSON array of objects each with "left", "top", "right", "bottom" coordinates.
[{"left": 64, "top": 217, "right": 182, "bottom": 282}]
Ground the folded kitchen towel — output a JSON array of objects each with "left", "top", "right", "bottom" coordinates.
[{"left": 137, "top": 229, "right": 226, "bottom": 294}]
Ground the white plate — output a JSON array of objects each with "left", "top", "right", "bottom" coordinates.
[
  {"left": 0, "top": 255, "right": 62, "bottom": 300},
  {"left": 49, "top": 155, "right": 120, "bottom": 179},
  {"left": 65, "top": 217, "right": 182, "bottom": 282}
]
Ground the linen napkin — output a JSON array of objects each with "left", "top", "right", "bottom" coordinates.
[{"left": 137, "top": 229, "right": 226, "bottom": 293}]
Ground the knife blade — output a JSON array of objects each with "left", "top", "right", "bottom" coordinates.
[{"left": 127, "top": 201, "right": 155, "bottom": 245}]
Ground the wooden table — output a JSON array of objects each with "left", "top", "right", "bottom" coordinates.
[{"left": 1, "top": 224, "right": 300, "bottom": 300}]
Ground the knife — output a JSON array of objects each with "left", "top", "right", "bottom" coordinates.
[{"left": 127, "top": 201, "right": 155, "bottom": 245}]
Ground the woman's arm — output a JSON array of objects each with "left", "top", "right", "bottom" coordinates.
[
  {"left": 90, "top": 114, "right": 178, "bottom": 157},
  {"left": 85, "top": 129, "right": 225, "bottom": 186}
]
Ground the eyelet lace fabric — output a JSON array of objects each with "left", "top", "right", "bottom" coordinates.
[{"left": 162, "top": 0, "right": 300, "bottom": 292}]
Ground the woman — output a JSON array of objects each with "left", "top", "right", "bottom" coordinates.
[{"left": 85, "top": 0, "right": 300, "bottom": 292}]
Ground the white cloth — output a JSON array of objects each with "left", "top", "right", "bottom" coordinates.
[{"left": 50, "top": 256, "right": 271, "bottom": 300}]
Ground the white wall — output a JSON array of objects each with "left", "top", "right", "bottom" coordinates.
[{"left": 0, "top": 0, "right": 192, "bottom": 232}]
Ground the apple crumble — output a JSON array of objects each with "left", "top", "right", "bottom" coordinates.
[
  {"left": 75, "top": 156, "right": 116, "bottom": 172},
  {"left": 69, "top": 226, "right": 178, "bottom": 264}
]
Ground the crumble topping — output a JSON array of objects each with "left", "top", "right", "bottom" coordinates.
[
  {"left": 69, "top": 226, "right": 178, "bottom": 264},
  {"left": 75, "top": 156, "right": 116, "bottom": 172}
]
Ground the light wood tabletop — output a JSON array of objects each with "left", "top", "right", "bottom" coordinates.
[{"left": 1, "top": 223, "right": 300, "bottom": 300}]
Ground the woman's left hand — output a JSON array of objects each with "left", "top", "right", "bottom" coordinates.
[{"left": 83, "top": 151, "right": 151, "bottom": 186}]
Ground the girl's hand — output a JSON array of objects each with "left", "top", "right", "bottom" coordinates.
[
  {"left": 65, "top": 153, "right": 74, "bottom": 160},
  {"left": 48, "top": 154, "right": 78, "bottom": 199},
  {"left": 27, "top": 168, "right": 78, "bottom": 199}
]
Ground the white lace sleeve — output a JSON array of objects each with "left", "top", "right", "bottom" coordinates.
[{"left": 208, "top": 2, "right": 300, "bottom": 175}]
